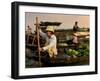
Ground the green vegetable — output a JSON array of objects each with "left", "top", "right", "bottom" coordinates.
[
  {"left": 64, "top": 42, "right": 89, "bottom": 57},
  {"left": 65, "top": 49, "right": 79, "bottom": 56}
]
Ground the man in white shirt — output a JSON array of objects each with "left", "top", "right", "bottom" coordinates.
[{"left": 39, "top": 26, "right": 57, "bottom": 58}]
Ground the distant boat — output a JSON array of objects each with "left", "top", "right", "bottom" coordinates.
[
  {"left": 40, "top": 21, "right": 62, "bottom": 26},
  {"left": 75, "top": 32, "right": 89, "bottom": 36}
]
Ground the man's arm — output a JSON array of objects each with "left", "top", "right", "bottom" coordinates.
[
  {"left": 43, "top": 36, "right": 56, "bottom": 51},
  {"left": 39, "top": 29, "right": 47, "bottom": 39}
]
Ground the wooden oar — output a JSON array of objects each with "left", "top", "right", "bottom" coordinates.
[{"left": 36, "top": 17, "right": 41, "bottom": 67}]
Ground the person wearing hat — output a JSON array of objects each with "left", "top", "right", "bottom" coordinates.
[{"left": 39, "top": 26, "right": 57, "bottom": 59}]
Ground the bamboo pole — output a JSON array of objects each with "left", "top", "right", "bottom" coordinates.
[{"left": 36, "top": 17, "right": 41, "bottom": 67}]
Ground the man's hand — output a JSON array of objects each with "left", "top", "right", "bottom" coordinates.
[{"left": 39, "top": 47, "right": 44, "bottom": 52}]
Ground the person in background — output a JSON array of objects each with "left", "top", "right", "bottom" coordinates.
[
  {"left": 73, "top": 21, "right": 79, "bottom": 32},
  {"left": 66, "top": 33, "right": 79, "bottom": 46},
  {"left": 72, "top": 33, "right": 79, "bottom": 45},
  {"left": 26, "top": 26, "right": 32, "bottom": 35},
  {"left": 26, "top": 26, "right": 32, "bottom": 44}
]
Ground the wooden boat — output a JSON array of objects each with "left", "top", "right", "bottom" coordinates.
[{"left": 25, "top": 46, "right": 89, "bottom": 68}]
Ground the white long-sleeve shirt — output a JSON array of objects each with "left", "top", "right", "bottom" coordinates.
[{"left": 39, "top": 30, "right": 57, "bottom": 57}]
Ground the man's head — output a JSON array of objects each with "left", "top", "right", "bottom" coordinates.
[
  {"left": 46, "top": 26, "right": 54, "bottom": 37},
  {"left": 75, "top": 21, "right": 78, "bottom": 25}
]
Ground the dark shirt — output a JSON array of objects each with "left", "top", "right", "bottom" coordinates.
[{"left": 73, "top": 25, "right": 79, "bottom": 32}]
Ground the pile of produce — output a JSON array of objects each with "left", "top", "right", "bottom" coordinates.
[
  {"left": 64, "top": 43, "right": 89, "bottom": 57},
  {"left": 77, "top": 43, "right": 89, "bottom": 56},
  {"left": 64, "top": 49, "right": 78, "bottom": 56}
]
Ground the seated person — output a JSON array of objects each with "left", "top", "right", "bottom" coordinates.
[
  {"left": 67, "top": 33, "right": 79, "bottom": 46},
  {"left": 72, "top": 33, "right": 79, "bottom": 45}
]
